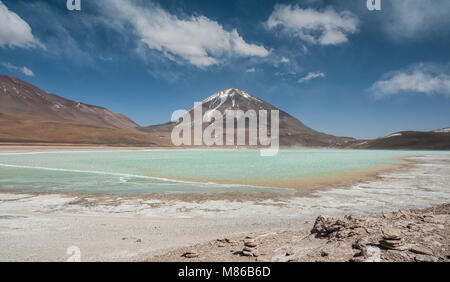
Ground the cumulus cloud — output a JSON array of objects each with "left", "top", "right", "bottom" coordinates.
[
  {"left": 1, "top": 62, "right": 35, "bottom": 76},
  {"left": 382, "top": 0, "right": 450, "bottom": 40},
  {"left": 298, "top": 72, "right": 325, "bottom": 83},
  {"left": 280, "top": 57, "right": 290, "bottom": 63},
  {"left": 101, "top": 0, "right": 269, "bottom": 68},
  {"left": 246, "top": 67, "right": 256, "bottom": 73},
  {"left": 0, "top": 1, "right": 42, "bottom": 48},
  {"left": 370, "top": 63, "right": 450, "bottom": 99},
  {"left": 266, "top": 5, "right": 359, "bottom": 45}
]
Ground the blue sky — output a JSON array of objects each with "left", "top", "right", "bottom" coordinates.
[{"left": 0, "top": 0, "right": 449, "bottom": 139}]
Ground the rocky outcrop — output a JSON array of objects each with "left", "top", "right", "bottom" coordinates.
[
  {"left": 307, "top": 204, "right": 449, "bottom": 262},
  {"left": 150, "top": 204, "right": 449, "bottom": 262}
]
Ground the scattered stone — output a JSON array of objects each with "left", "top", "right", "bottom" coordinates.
[
  {"left": 152, "top": 204, "right": 449, "bottom": 263},
  {"left": 380, "top": 239, "right": 405, "bottom": 250},
  {"left": 350, "top": 256, "right": 366, "bottom": 262},
  {"left": 382, "top": 227, "right": 402, "bottom": 240},
  {"left": 136, "top": 239, "right": 142, "bottom": 243},
  {"left": 182, "top": 251, "right": 199, "bottom": 258},
  {"left": 354, "top": 246, "right": 368, "bottom": 258},
  {"left": 244, "top": 241, "right": 258, "bottom": 248},
  {"left": 379, "top": 227, "right": 405, "bottom": 250},
  {"left": 414, "top": 254, "right": 438, "bottom": 262},
  {"left": 311, "top": 215, "right": 336, "bottom": 237},
  {"left": 243, "top": 246, "right": 254, "bottom": 252},
  {"left": 409, "top": 246, "right": 433, "bottom": 256},
  {"left": 352, "top": 238, "right": 369, "bottom": 250},
  {"left": 241, "top": 251, "right": 253, "bottom": 257},
  {"left": 240, "top": 236, "right": 260, "bottom": 258}
]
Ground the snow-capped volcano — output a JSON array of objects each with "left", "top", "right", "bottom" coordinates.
[
  {"left": 203, "top": 88, "right": 259, "bottom": 107},
  {"left": 201, "top": 88, "right": 268, "bottom": 112},
  {"left": 145, "top": 88, "right": 356, "bottom": 147}
]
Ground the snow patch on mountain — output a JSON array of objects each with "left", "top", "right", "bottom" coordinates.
[
  {"left": 385, "top": 133, "right": 402, "bottom": 138},
  {"left": 202, "top": 88, "right": 262, "bottom": 110},
  {"left": 433, "top": 127, "right": 450, "bottom": 133},
  {"left": 200, "top": 88, "right": 266, "bottom": 120}
]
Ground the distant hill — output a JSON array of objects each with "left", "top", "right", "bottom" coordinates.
[{"left": 352, "top": 130, "right": 450, "bottom": 150}]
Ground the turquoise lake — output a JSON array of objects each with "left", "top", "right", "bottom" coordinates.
[{"left": 0, "top": 149, "right": 447, "bottom": 195}]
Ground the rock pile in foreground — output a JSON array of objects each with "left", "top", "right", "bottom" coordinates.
[
  {"left": 150, "top": 204, "right": 449, "bottom": 262},
  {"left": 308, "top": 204, "right": 449, "bottom": 262}
]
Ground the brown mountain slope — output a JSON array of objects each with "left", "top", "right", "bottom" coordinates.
[
  {"left": 0, "top": 75, "right": 138, "bottom": 131},
  {"left": 353, "top": 130, "right": 450, "bottom": 150},
  {"left": 0, "top": 112, "right": 162, "bottom": 145},
  {"left": 0, "top": 76, "right": 160, "bottom": 145},
  {"left": 142, "top": 88, "right": 355, "bottom": 147}
]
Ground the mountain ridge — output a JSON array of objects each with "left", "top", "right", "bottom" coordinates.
[
  {"left": 142, "top": 88, "right": 356, "bottom": 147},
  {"left": 0, "top": 75, "right": 138, "bottom": 131},
  {"left": 0, "top": 76, "right": 448, "bottom": 149}
]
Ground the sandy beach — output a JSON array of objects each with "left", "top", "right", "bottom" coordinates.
[{"left": 0, "top": 151, "right": 449, "bottom": 262}]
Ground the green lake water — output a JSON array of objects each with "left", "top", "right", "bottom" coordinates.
[{"left": 0, "top": 149, "right": 447, "bottom": 195}]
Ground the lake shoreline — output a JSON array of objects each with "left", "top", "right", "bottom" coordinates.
[
  {"left": 0, "top": 158, "right": 413, "bottom": 202},
  {"left": 0, "top": 146, "right": 426, "bottom": 197},
  {"left": 0, "top": 154, "right": 448, "bottom": 261}
]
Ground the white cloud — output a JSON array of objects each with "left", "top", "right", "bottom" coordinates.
[
  {"left": 370, "top": 63, "right": 450, "bottom": 99},
  {"left": 21, "top": 66, "right": 34, "bottom": 76},
  {"left": 0, "top": 1, "right": 42, "bottom": 48},
  {"left": 382, "top": 0, "right": 450, "bottom": 40},
  {"left": 101, "top": 0, "right": 269, "bottom": 68},
  {"left": 280, "top": 57, "right": 290, "bottom": 63},
  {"left": 246, "top": 67, "right": 256, "bottom": 73},
  {"left": 266, "top": 5, "right": 359, "bottom": 46},
  {"left": 1, "top": 62, "right": 35, "bottom": 77},
  {"left": 298, "top": 72, "right": 325, "bottom": 83}
]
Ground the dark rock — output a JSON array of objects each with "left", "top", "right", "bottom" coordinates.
[
  {"left": 182, "top": 251, "right": 199, "bottom": 258},
  {"left": 241, "top": 250, "right": 253, "bottom": 257},
  {"left": 311, "top": 215, "right": 336, "bottom": 237}
]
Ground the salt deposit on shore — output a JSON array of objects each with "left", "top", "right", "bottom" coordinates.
[{"left": 0, "top": 154, "right": 448, "bottom": 261}]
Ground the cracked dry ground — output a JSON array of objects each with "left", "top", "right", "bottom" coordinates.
[{"left": 150, "top": 204, "right": 450, "bottom": 262}]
